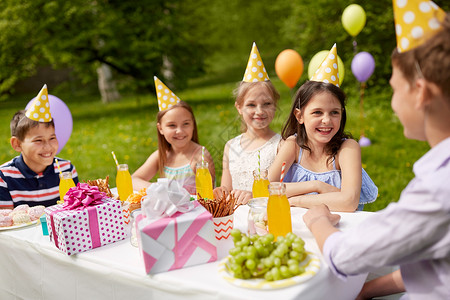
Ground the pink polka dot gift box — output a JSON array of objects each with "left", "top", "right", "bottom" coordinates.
[{"left": 44, "top": 183, "right": 127, "bottom": 255}]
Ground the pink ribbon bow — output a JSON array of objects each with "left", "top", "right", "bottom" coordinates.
[{"left": 63, "top": 183, "right": 106, "bottom": 210}]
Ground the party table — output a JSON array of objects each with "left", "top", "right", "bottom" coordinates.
[{"left": 0, "top": 205, "right": 373, "bottom": 300}]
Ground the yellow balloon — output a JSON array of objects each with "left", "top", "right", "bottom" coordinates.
[
  {"left": 342, "top": 4, "right": 366, "bottom": 37},
  {"left": 308, "top": 51, "right": 345, "bottom": 86}
]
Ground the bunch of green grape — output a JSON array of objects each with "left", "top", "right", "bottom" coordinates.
[{"left": 227, "top": 229, "right": 307, "bottom": 281}]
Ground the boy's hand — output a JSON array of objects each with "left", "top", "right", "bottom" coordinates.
[{"left": 303, "top": 204, "right": 341, "bottom": 230}]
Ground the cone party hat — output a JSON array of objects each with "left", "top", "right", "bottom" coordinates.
[
  {"left": 25, "top": 84, "right": 52, "bottom": 122},
  {"left": 393, "top": 0, "right": 446, "bottom": 53},
  {"left": 310, "top": 44, "right": 340, "bottom": 87},
  {"left": 243, "top": 42, "right": 270, "bottom": 82},
  {"left": 154, "top": 76, "right": 181, "bottom": 111}
]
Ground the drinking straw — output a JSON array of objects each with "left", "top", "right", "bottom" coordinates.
[
  {"left": 202, "top": 146, "right": 205, "bottom": 165},
  {"left": 258, "top": 150, "right": 261, "bottom": 175},
  {"left": 55, "top": 158, "right": 62, "bottom": 174},
  {"left": 280, "top": 161, "right": 286, "bottom": 182},
  {"left": 111, "top": 151, "right": 119, "bottom": 167}
]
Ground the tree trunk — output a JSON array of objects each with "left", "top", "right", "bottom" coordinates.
[{"left": 97, "top": 63, "right": 120, "bottom": 103}]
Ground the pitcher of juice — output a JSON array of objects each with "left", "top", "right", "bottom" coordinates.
[
  {"left": 252, "top": 169, "right": 270, "bottom": 198},
  {"left": 116, "top": 164, "right": 133, "bottom": 201},
  {"left": 195, "top": 161, "right": 214, "bottom": 199},
  {"left": 267, "top": 182, "right": 292, "bottom": 239},
  {"left": 59, "top": 171, "right": 75, "bottom": 203}
]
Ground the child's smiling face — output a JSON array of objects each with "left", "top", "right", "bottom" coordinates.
[
  {"left": 236, "top": 85, "right": 276, "bottom": 132},
  {"left": 157, "top": 107, "right": 194, "bottom": 148},
  {"left": 14, "top": 123, "right": 58, "bottom": 174},
  {"left": 295, "top": 91, "right": 343, "bottom": 147}
]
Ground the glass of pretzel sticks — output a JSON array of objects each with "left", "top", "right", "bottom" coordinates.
[{"left": 197, "top": 192, "right": 240, "bottom": 218}]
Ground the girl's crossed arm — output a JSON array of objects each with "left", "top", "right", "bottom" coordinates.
[
  {"left": 289, "top": 139, "right": 362, "bottom": 212},
  {"left": 268, "top": 136, "right": 337, "bottom": 197}
]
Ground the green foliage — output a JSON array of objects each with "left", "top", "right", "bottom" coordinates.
[{"left": 0, "top": 0, "right": 209, "bottom": 96}]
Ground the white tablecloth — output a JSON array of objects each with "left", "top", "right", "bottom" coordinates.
[{"left": 0, "top": 205, "right": 372, "bottom": 300}]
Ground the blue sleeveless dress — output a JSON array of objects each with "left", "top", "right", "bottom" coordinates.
[{"left": 283, "top": 148, "right": 378, "bottom": 210}]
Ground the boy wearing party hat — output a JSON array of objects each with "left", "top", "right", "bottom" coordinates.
[
  {"left": 267, "top": 43, "right": 377, "bottom": 211},
  {"left": 0, "top": 84, "right": 78, "bottom": 208},
  {"left": 303, "top": 1, "right": 450, "bottom": 299},
  {"left": 216, "top": 42, "right": 282, "bottom": 204}
]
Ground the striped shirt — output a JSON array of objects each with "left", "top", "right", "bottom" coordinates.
[
  {"left": 0, "top": 155, "right": 78, "bottom": 208},
  {"left": 163, "top": 164, "right": 196, "bottom": 195}
]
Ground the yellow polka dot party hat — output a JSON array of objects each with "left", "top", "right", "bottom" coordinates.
[
  {"left": 310, "top": 44, "right": 340, "bottom": 87},
  {"left": 243, "top": 42, "right": 270, "bottom": 82},
  {"left": 154, "top": 76, "right": 181, "bottom": 111},
  {"left": 26, "top": 84, "right": 52, "bottom": 122},
  {"left": 393, "top": 0, "right": 446, "bottom": 53}
]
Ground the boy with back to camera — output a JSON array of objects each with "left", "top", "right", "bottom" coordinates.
[
  {"left": 0, "top": 85, "right": 78, "bottom": 208},
  {"left": 303, "top": 2, "right": 450, "bottom": 299}
]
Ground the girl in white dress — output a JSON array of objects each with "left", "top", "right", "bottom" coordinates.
[{"left": 219, "top": 43, "right": 282, "bottom": 204}]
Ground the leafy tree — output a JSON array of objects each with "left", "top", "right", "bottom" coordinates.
[{"left": 0, "top": 0, "right": 209, "bottom": 100}]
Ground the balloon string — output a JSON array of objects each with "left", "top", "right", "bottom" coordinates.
[
  {"left": 360, "top": 82, "right": 366, "bottom": 137},
  {"left": 353, "top": 38, "right": 358, "bottom": 56}
]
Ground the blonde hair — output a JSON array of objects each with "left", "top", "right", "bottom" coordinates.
[
  {"left": 156, "top": 101, "right": 199, "bottom": 176},
  {"left": 233, "top": 81, "right": 280, "bottom": 132}
]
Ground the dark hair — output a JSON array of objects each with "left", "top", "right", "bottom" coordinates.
[
  {"left": 233, "top": 81, "right": 280, "bottom": 132},
  {"left": 281, "top": 81, "right": 351, "bottom": 164},
  {"left": 391, "top": 13, "right": 450, "bottom": 98},
  {"left": 156, "top": 101, "right": 199, "bottom": 176},
  {"left": 10, "top": 110, "right": 55, "bottom": 141}
]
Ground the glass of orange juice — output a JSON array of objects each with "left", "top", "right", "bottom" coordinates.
[
  {"left": 267, "top": 182, "right": 292, "bottom": 239},
  {"left": 195, "top": 161, "right": 214, "bottom": 199},
  {"left": 252, "top": 169, "right": 270, "bottom": 198},
  {"left": 116, "top": 164, "right": 133, "bottom": 201},
  {"left": 59, "top": 171, "right": 75, "bottom": 203}
]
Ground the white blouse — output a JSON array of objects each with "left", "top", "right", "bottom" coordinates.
[{"left": 227, "top": 133, "right": 282, "bottom": 191}]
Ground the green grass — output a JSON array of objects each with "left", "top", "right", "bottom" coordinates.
[{"left": 0, "top": 72, "right": 429, "bottom": 212}]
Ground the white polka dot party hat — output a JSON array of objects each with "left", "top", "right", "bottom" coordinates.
[
  {"left": 393, "top": 0, "right": 446, "bottom": 53},
  {"left": 154, "top": 76, "right": 181, "bottom": 111},
  {"left": 25, "top": 84, "right": 52, "bottom": 122},
  {"left": 310, "top": 44, "right": 340, "bottom": 87},
  {"left": 243, "top": 42, "right": 270, "bottom": 82}
]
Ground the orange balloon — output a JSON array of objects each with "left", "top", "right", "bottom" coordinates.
[{"left": 275, "top": 49, "right": 304, "bottom": 88}]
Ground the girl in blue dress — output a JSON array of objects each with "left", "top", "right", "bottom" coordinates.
[{"left": 268, "top": 45, "right": 377, "bottom": 211}]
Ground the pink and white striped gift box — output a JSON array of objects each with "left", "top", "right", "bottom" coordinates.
[{"left": 135, "top": 202, "right": 217, "bottom": 274}]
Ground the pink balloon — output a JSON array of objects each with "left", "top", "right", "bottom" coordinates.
[
  {"left": 26, "top": 95, "right": 73, "bottom": 154},
  {"left": 351, "top": 52, "right": 375, "bottom": 82}
]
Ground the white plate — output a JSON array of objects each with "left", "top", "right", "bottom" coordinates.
[
  {"left": 218, "top": 252, "right": 321, "bottom": 290},
  {"left": 0, "top": 220, "right": 38, "bottom": 231}
]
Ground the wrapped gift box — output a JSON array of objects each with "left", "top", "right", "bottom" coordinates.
[
  {"left": 44, "top": 198, "right": 127, "bottom": 255},
  {"left": 136, "top": 202, "right": 217, "bottom": 274}
]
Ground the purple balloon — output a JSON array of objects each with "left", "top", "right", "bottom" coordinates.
[
  {"left": 351, "top": 52, "right": 375, "bottom": 82},
  {"left": 26, "top": 95, "right": 73, "bottom": 154},
  {"left": 359, "top": 136, "right": 371, "bottom": 147}
]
